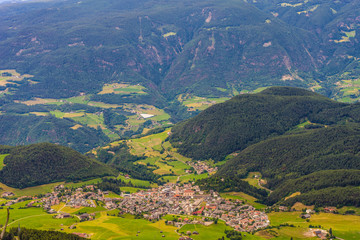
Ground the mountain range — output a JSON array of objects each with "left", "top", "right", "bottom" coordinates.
[{"left": 1, "top": 0, "right": 360, "bottom": 150}]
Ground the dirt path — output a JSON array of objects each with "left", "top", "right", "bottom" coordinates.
[{"left": 258, "top": 179, "right": 273, "bottom": 193}]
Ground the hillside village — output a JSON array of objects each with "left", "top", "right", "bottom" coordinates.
[{"left": 2, "top": 182, "right": 269, "bottom": 233}]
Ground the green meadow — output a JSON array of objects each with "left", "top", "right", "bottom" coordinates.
[
  {"left": 220, "top": 192, "right": 267, "bottom": 210},
  {"left": 0, "top": 178, "right": 103, "bottom": 198},
  {"left": 0, "top": 154, "right": 8, "bottom": 170},
  {"left": 265, "top": 212, "right": 360, "bottom": 240},
  {"left": 64, "top": 212, "right": 180, "bottom": 240},
  {"left": 117, "top": 175, "right": 154, "bottom": 188},
  {"left": 179, "top": 222, "right": 232, "bottom": 239},
  {"left": 127, "top": 129, "right": 191, "bottom": 176}
]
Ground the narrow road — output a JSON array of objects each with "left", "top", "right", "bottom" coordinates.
[{"left": 258, "top": 179, "right": 273, "bottom": 193}]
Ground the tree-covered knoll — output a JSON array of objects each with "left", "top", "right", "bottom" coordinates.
[
  {"left": 170, "top": 87, "right": 348, "bottom": 161},
  {"left": 0, "top": 143, "right": 116, "bottom": 188}
]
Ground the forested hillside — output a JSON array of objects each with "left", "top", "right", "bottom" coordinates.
[
  {"left": 170, "top": 87, "right": 352, "bottom": 161},
  {"left": 217, "top": 124, "right": 360, "bottom": 182},
  {"left": 267, "top": 170, "right": 360, "bottom": 205},
  {"left": 0, "top": 143, "right": 116, "bottom": 188},
  {"left": 168, "top": 87, "right": 360, "bottom": 207},
  {"left": 0, "top": 115, "right": 109, "bottom": 153}
]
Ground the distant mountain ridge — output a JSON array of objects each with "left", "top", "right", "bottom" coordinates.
[{"left": 0, "top": 0, "right": 359, "bottom": 100}]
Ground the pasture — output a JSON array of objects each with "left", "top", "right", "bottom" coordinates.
[
  {"left": 0, "top": 178, "right": 103, "bottom": 197},
  {"left": 0, "top": 154, "right": 8, "bottom": 170},
  {"left": 63, "top": 213, "right": 180, "bottom": 240},
  {"left": 266, "top": 211, "right": 360, "bottom": 240},
  {"left": 220, "top": 192, "right": 267, "bottom": 210},
  {"left": 127, "top": 129, "right": 194, "bottom": 178},
  {"left": 178, "top": 94, "right": 229, "bottom": 111},
  {"left": 336, "top": 78, "right": 360, "bottom": 103},
  {"left": 98, "top": 83, "right": 146, "bottom": 95},
  {"left": 0, "top": 69, "right": 34, "bottom": 87}
]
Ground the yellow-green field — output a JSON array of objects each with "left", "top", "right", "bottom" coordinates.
[
  {"left": 0, "top": 154, "right": 8, "bottom": 170},
  {"left": 220, "top": 192, "right": 267, "bottom": 210},
  {"left": 335, "top": 30, "right": 356, "bottom": 43},
  {"left": 117, "top": 175, "right": 155, "bottom": 188},
  {"left": 265, "top": 212, "right": 360, "bottom": 240},
  {"left": 98, "top": 83, "right": 146, "bottom": 95},
  {"left": 126, "top": 129, "right": 195, "bottom": 179},
  {"left": 178, "top": 94, "right": 230, "bottom": 111},
  {"left": 0, "top": 69, "right": 34, "bottom": 86},
  {"left": 243, "top": 172, "right": 262, "bottom": 188},
  {"left": 3, "top": 200, "right": 360, "bottom": 240},
  {"left": 0, "top": 178, "right": 103, "bottom": 197},
  {"left": 335, "top": 78, "right": 360, "bottom": 103}
]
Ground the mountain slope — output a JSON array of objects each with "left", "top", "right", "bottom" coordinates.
[
  {"left": 217, "top": 124, "right": 360, "bottom": 183},
  {"left": 169, "top": 87, "right": 348, "bottom": 161},
  {"left": 0, "top": 0, "right": 359, "bottom": 100},
  {"left": 267, "top": 170, "right": 360, "bottom": 205},
  {"left": 0, "top": 143, "right": 116, "bottom": 188},
  {"left": 0, "top": 115, "right": 109, "bottom": 153}
]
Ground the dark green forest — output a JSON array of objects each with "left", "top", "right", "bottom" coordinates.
[
  {"left": 217, "top": 124, "right": 360, "bottom": 185},
  {"left": 170, "top": 87, "right": 350, "bottom": 161},
  {"left": 267, "top": 170, "right": 360, "bottom": 205},
  {"left": 282, "top": 186, "right": 360, "bottom": 208},
  {"left": 0, "top": 143, "right": 116, "bottom": 188},
  {"left": 2, "top": 228, "right": 86, "bottom": 240}
]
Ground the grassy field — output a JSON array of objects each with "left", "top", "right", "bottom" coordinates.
[
  {"left": 4, "top": 201, "right": 359, "bottom": 240},
  {"left": 179, "top": 222, "right": 232, "bottom": 239},
  {"left": 336, "top": 78, "right": 360, "bottom": 103},
  {"left": 243, "top": 172, "right": 262, "bottom": 188},
  {"left": 0, "top": 69, "right": 34, "bottom": 87},
  {"left": 98, "top": 83, "right": 146, "bottom": 95},
  {"left": 220, "top": 192, "right": 267, "bottom": 210},
  {"left": 126, "top": 129, "right": 197, "bottom": 179},
  {"left": 266, "top": 211, "right": 360, "bottom": 240},
  {"left": 0, "top": 178, "right": 103, "bottom": 197},
  {"left": 117, "top": 175, "right": 154, "bottom": 188},
  {"left": 0, "top": 154, "right": 8, "bottom": 170},
  {"left": 0, "top": 201, "right": 77, "bottom": 230},
  {"left": 337, "top": 206, "right": 360, "bottom": 215},
  {"left": 64, "top": 212, "right": 180, "bottom": 240},
  {"left": 178, "top": 94, "right": 230, "bottom": 111}
]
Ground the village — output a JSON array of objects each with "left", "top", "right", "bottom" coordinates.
[
  {"left": 1, "top": 182, "right": 269, "bottom": 233},
  {"left": 118, "top": 182, "right": 269, "bottom": 232},
  {"left": 185, "top": 161, "right": 218, "bottom": 174}
]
